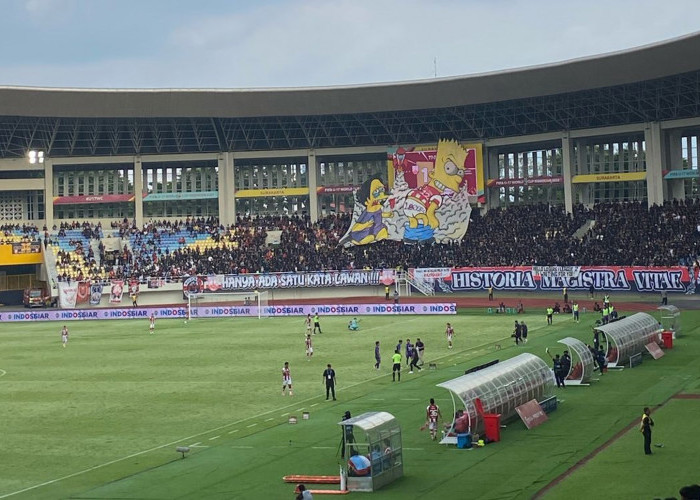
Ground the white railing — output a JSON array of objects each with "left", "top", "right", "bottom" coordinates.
[
  {"left": 397, "top": 270, "right": 435, "bottom": 297},
  {"left": 408, "top": 276, "right": 435, "bottom": 296}
]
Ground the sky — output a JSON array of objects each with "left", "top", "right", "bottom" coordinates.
[{"left": 1, "top": 0, "right": 699, "bottom": 89}]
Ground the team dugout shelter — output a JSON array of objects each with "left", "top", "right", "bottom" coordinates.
[
  {"left": 2, "top": 33, "right": 700, "bottom": 229},
  {"left": 338, "top": 411, "right": 403, "bottom": 493},
  {"left": 594, "top": 312, "right": 662, "bottom": 367},
  {"left": 437, "top": 353, "right": 554, "bottom": 441}
]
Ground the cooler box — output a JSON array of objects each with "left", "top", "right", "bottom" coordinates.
[
  {"left": 483, "top": 414, "right": 501, "bottom": 442},
  {"left": 457, "top": 433, "right": 472, "bottom": 449},
  {"left": 662, "top": 330, "right": 673, "bottom": 349}
]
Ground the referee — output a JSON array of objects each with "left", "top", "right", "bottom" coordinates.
[{"left": 391, "top": 350, "right": 402, "bottom": 382}]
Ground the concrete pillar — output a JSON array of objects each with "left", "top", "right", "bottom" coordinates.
[
  {"left": 308, "top": 150, "right": 319, "bottom": 222},
  {"left": 644, "top": 122, "right": 664, "bottom": 207},
  {"left": 576, "top": 140, "right": 592, "bottom": 206},
  {"left": 133, "top": 157, "right": 144, "bottom": 227},
  {"left": 561, "top": 134, "right": 574, "bottom": 214},
  {"left": 44, "top": 159, "right": 54, "bottom": 227},
  {"left": 486, "top": 147, "right": 500, "bottom": 209},
  {"left": 667, "top": 130, "right": 686, "bottom": 201},
  {"left": 218, "top": 152, "right": 235, "bottom": 226}
]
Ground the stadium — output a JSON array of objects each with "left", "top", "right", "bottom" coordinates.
[{"left": 1, "top": 30, "right": 700, "bottom": 499}]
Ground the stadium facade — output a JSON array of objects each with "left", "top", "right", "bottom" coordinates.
[{"left": 1, "top": 32, "right": 700, "bottom": 227}]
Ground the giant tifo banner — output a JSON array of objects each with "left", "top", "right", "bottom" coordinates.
[
  {"left": 411, "top": 266, "right": 698, "bottom": 293},
  {"left": 338, "top": 140, "right": 483, "bottom": 247},
  {"left": 0, "top": 303, "right": 456, "bottom": 322},
  {"left": 182, "top": 269, "right": 397, "bottom": 296}
]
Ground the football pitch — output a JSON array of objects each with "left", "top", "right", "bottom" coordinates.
[{"left": 1, "top": 307, "right": 699, "bottom": 499}]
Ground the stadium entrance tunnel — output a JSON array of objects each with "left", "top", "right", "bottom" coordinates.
[
  {"left": 558, "top": 337, "right": 595, "bottom": 385},
  {"left": 595, "top": 312, "right": 661, "bottom": 368},
  {"left": 436, "top": 353, "right": 554, "bottom": 443}
]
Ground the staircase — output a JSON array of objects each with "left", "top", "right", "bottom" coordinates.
[
  {"left": 396, "top": 271, "right": 435, "bottom": 297},
  {"left": 42, "top": 236, "right": 60, "bottom": 298},
  {"left": 573, "top": 219, "right": 596, "bottom": 240},
  {"left": 90, "top": 238, "right": 102, "bottom": 266}
]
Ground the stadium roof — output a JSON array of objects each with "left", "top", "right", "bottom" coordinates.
[{"left": 1, "top": 32, "right": 700, "bottom": 158}]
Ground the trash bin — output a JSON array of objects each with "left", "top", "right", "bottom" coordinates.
[
  {"left": 483, "top": 414, "right": 501, "bottom": 442},
  {"left": 661, "top": 330, "right": 673, "bottom": 349},
  {"left": 457, "top": 433, "right": 472, "bottom": 449}
]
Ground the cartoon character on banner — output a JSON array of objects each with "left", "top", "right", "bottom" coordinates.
[
  {"left": 401, "top": 139, "right": 468, "bottom": 243},
  {"left": 340, "top": 177, "right": 393, "bottom": 246}
]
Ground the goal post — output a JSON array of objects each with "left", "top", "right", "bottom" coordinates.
[{"left": 187, "top": 291, "right": 269, "bottom": 319}]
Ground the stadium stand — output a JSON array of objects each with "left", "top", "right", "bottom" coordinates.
[{"left": 17, "top": 199, "right": 698, "bottom": 285}]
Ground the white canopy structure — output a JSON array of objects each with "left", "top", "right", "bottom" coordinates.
[
  {"left": 657, "top": 305, "right": 681, "bottom": 338},
  {"left": 337, "top": 411, "right": 402, "bottom": 492},
  {"left": 436, "top": 353, "right": 554, "bottom": 438},
  {"left": 594, "top": 312, "right": 661, "bottom": 367},
  {"left": 557, "top": 337, "right": 595, "bottom": 385}
]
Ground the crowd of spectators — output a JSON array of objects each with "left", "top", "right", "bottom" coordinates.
[
  {"left": 0, "top": 223, "right": 40, "bottom": 244},
  {"left": 6, "top": 199, "right": 700, "bottom": 282}
]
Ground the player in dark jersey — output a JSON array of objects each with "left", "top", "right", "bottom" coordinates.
[{"left": 374, "top": 341, "right": 381, "bottom": 370}]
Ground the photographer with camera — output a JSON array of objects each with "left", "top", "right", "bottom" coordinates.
[{"left": 340, "top": 411, "right": 355, "bottom": 459}]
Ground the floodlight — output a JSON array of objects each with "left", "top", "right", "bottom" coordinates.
[{"left": 28, "top": 150, "right": 45, "bottom": 164}]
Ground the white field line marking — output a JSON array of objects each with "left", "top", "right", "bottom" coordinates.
[
  {"left": 0, "top": 369, "right": 6, "bottom": 377},
  {"left": 190, "top": 445, "right": 209, "bottom": 448},
  {"left": 281, "top": 412, "right": 290, "bottom": 417},
  {"left": 209, "top": 436, "right": 220, "bottom": 441},
  {"left": 297, "top": 408, "right": 305, "bottom": 411},
  {"left": 400, "top": 398, "right": 420, "bottom": 401},
  {"left": 246, "top": 423, "right": 257, "bottom": 428},
  {"left": 402, "top": 447, "right": 425, "bottom": 451},
  {"left": 310, "top": 403, "right": 319, "bottom": 407},
  {"left": 228, "top": 430, "right": 239, "bottom": 434},
  {"left": 189, "top": 442, "right": 201, "bottom": 447},
  {"left": 370, "top": 398, "right": 385, "bottom": 401},
  {"left": 311, "top": 446, "right": 335, "bottom": 450},
  {"left": 0, "top": 316, "right": 456, "bottom": 500},
  {"left": 265, "top": 418, "right": 274, "bottom": 422}
]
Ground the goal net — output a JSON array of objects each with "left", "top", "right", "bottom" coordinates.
[{"left": 187, "top": 291, "right": 269, "bottom": 319}]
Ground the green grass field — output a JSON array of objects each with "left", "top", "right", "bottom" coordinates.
[{"left": 1, "top": 308, "right": 699, "bottom": 499}]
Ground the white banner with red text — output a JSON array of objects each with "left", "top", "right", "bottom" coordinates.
[{"left": 420, "top": 266, "right": 696, "bottom": 293}]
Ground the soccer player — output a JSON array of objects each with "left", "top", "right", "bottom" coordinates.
[
  {"left": 305, "top": 314, "right": 313, "bottom": 335},
  {"left": 149, "top": 313, "right": 155, "bottom": 334},
  {"left": 391, "top": 350, "right": 402, "bottom": 382},
  {"left": 426, "top": 398, "right": 442, "bottom": 441},
  {"left": 282, "top": 361, "right": 293, "bottom": 396},
  {"left": 313, "top": 313, "right": 322, "bottom": 334},
  {"left": 305, "top": 334, "right": 313, "bottom": 360},
  {"left": 374, "top": 341, "right": 381, "bottom": 370},
  {"left": 348, "top": 317, "right": 359, "bottom": 331},
  {"left": 415, "top": 338, "right": 425, "bottom": 365},
  {"left": 405, "top": 339, "right": 413, "bottom": 366},
  {"left": 446, "top": 323, "right": 454, "bottom": 349},
  {"left": 61, "top": 325, "right": 69, "bottom": 348}
]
